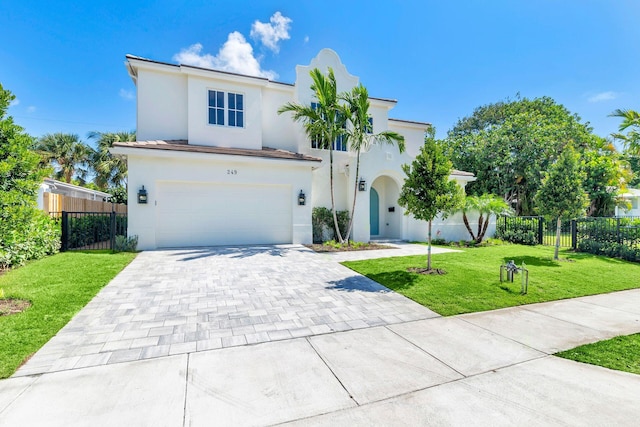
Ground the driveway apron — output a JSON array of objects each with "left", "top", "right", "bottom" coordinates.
[{"left": 15, "top": 244, "right": 438, "bottom": 376}]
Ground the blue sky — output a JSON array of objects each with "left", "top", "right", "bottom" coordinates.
[{"left": 2, "top": 1, "right": 639, "bottom": 146}]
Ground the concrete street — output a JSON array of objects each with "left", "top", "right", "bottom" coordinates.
[{"left": 1, "top": 243, "right": 639, "bottom": 426}]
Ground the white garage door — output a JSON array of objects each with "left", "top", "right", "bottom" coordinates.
[{"left": 156, "top": 181, "right": 292, "bottom": 247}]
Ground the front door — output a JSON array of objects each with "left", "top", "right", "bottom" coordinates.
[{"left": 370, "top": 188, "right": 379, "bottom": 236}]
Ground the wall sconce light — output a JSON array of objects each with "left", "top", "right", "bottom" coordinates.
[
  {"left": 137, "top": 186, "right": 148, "bottom": 204},
  {"left": 358, "top": 178, "right": 366, "bottom": 192},
  {"left": 298, "top": 190, "right": 306, "bottom": 206}
]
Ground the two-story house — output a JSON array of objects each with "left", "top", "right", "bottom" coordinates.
[{"left": 111, "top": 49, "right": 476, "bottom": 250}]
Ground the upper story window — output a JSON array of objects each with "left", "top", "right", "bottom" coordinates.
[
  {"left": 208, "top": 90, "right": 244, "bottom": 128},
  {"left": 367, "top": 117, "right": 373, "bottom": 134},
  {"left": 309, "top": 102, "right": 347, "bottom": 152}
]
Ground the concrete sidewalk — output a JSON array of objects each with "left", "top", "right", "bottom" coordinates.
[{"left": 1, "top": 289, "right": 639, "bottom": 426}]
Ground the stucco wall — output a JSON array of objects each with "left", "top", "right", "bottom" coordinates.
[{"left": 136, "top": 69, "right": 188, "bottom": 141}]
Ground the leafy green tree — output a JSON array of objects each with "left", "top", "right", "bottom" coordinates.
[
  {"left": 460, "top": 194, "right": 513, "bottom": 243},
  {"left": 0, "top": 84, "right": 59, "bottom": 268},
  {"left": 278, "top": 68, "right": 348, "bottom": 242},
  {"left": 87, "top": 130, "right": 134, "bottom": 190},
  {"left": 534, "top": 145, "right": 589, "bottom": 260},
  {"left": 582, "top": 139, "right": 631, "bottom": 216},
  {"left": 610, "top": 109, "right": 640, "bottom": 155},
  {"left": 34, "top": 132, "right": 91, "bottom": 183},
  {"left": 445, "top": 96, "right": 597, "bottom": 215},
  {"left": 340, "top": 84, "right": 405, "bottom": 243},
  {"left": 623, "top": 152, "right": 640, "bottom": 187},
  {"left": 399, "top": 129, "right": 464, "bottom": 270}
]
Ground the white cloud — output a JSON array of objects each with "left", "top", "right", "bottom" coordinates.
[
  {"left": 9, "top": 98, "right": 19, "bottom": 106},
  {"left": 26, "top": 106, "right": 36, "bottom": 113},
  {"left": 588, "top": 91, "right": 617, "bottom": 103},
  {"left": 173, "top": 33, "right": 277, "bottom": 79},
  {"left": 250, "top": 12, "right": 292, "bottom": 53},
  {"left": 119, "top": 89, "right": 135, "bottom": 100},
  {"left": 304, "top": 35, "right": 309, "bottom": 43}
]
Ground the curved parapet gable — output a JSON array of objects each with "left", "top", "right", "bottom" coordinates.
[{"left": 294, "top": 48, "right": 360, "bottom": 104}]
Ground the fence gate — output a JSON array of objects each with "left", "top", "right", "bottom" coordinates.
[{"left": 60, "top": 211, "right": 128, "bottom": 251}]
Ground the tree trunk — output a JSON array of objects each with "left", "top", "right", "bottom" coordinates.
[
  {"left": 344, "top": 151, "right": 361, "bottom": 246},
  {"left": 478, "top": 216, "right": 491, "bottom": 243},
  {"left": 554, "top": 217, "right": 561, "bottom": 260},
  {"left": 329, "top": 147, "right": 344, "bottom": 243},
  {"left": 427, "top": 220, "right": 432, "bottom": 270},
  {"left": 477, "top": 214, "right": 484, "bottom": 242},
  {"left": 462, "top": 212, "right": 476, "bottom": 241}
]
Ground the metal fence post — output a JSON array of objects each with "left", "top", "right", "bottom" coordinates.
[
  {"left": 616, "top": 217, "right": 621, "bottom": 244},
  {"left": 537, "top": 216, "right": 543, "bottom": 245},
  {"left": 110, "top": 211, "right": 116, "bottom": 251},
  {"left": 61, "top": 211, "right": 68, "bottom": 252},
  {"left": 571, "top": 219, "right": 577, "bottom": 250}
]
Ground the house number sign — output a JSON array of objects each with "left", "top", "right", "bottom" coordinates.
[{"left": 227, "top": 169, "right": 238, "bottom": 175}]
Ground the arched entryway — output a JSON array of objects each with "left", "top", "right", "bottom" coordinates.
[{"left": 369, "top": 175, "right": 402, "bottom": 239}]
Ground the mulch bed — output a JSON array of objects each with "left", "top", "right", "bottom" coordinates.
[
  {"left": 0, "top": 299, "right": 32, "bottom": 316},
  {"left": 305, "top": 243, "right": 396, "bottom": 253},
  {"left": 407, "top": 267, "right": 447, "bottom": 275}
]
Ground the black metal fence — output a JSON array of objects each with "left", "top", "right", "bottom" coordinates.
[
  {"left": 58, "top": 211, "right": 127, "bottom": 251},
  {"left": 496, "top": 215, "right": 640, "bottom": 261}
]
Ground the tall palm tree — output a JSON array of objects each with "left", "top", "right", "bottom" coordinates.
[
  {"left": 610, "top": 109, "right": 640, "bottom": 155},
  {"left": 278, "top": 68, "right": 348, "bottom": 242},
  {"left": 34, "top": 133, "right": 91, "bottom": 183},
  {"left": 87, "top": 130, "right": 135, "bottom": 190},
  {"left": 461, "top": 194, "right": 513, "bottom": 243},
  {"left": 341, "top": 84, "right": 405, "bottom": 243}
]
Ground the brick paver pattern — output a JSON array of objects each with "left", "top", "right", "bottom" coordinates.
[{"left": 17, "top": 245, "right": 438, "bottom": 376}]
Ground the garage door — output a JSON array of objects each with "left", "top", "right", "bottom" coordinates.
[{"left": 156, "top": 181, "right": 292, "bottom": 247}]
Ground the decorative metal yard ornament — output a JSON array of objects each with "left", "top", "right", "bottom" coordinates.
[
  {"left": 137, "top": 186, "right": 148, "bottom": 204},
  {"left": 500, "top": 260, "right": 529, "bottom": 294}
]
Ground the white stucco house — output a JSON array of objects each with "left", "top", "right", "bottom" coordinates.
[
  {"left": 111, "top": 49, "right": 477, "bottom": 250},
  {"left": 615, "top": 189, "right": 640, "bottom": 217},
  {"left": 37, "top": 178, "right": 112, "bottom": 209}
]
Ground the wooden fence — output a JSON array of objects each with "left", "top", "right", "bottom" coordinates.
[{"left": 43, "top": 192, "right": 127, "bottom": 215}]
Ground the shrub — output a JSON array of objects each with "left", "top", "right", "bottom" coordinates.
[
  {"left": 65, "top": 214, "right": 127, "bottom": 249},
  {"left": 312, "top": 207, "right": 349, "bottom": 243},
  {"left": 113, "top": 235, "right": 138, "bottom": 252},
  {"left": 495, "top": 218, "right": 539, "bottom": 245}
]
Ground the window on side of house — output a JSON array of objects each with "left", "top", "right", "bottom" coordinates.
[
  {"left": 208, "top": 90, "right": 244, "bottom": 128},
  {"left": 632, "top": 198, "right": 639, "bottom": 210},
  {"left": 208, "top": 90, "right": 225, "bottom": 126},
  {"left": 367, "top": 117, "right": 373, "bottom": 134}
]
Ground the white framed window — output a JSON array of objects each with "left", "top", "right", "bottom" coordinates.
[
  {"left": 367, "top": 117, "right": 373, "bottom": 134},
  {"left": 208, "top": 90, "right": 244, "bottom": 128}
]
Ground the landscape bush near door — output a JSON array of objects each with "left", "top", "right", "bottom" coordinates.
[
  {"left": 312, "top": 207, "right": 349, "bottom": 243},
  {"left": 495, "top": 217, "right": 538, "bottom": 245}
]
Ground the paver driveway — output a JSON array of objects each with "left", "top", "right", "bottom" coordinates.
[{"left": 16, "top": 244, "right": 440, "bottom": 376}]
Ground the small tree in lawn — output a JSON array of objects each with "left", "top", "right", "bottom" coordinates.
[
  {"left": 461, "top": 194, "right": 514, "bottom": 243},
  {"left": 534, "top": 145, "right": 589, "bottom": 260},
  {"left": 399, "top": 129, "right": 464, "bottom": 271}
]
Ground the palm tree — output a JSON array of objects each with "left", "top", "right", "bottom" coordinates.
[
  {"left": 34, "top": 133, "right": 91, "bottom": 183},
  {"left": 610, "top": 109, "right": 640, "bottom": 155},
  {"left": 341, "top": 84, "right": 405, "bottom": 243},
  {"left": 87, "top": 130, "right": 135, "bottom": 190},
  {"left": 461, "top": 194, "right": 513, "bottom": 243},
  {"left": 278, "top": 68, "right": 348, "bottom": 242}
]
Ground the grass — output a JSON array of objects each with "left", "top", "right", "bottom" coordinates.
[
  {"left": 343, "top": 245, "right": 640, "bottom": 316},
  {"left": 556, "top": 333, "right": 640, "bottom": 375},
  {"left": 0, "top": 250, "right": 136, "bottom": 379}
]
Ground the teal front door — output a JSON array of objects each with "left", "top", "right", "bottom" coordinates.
[{"left": 370, "top": 188, "right": 379, "bottom": 235}]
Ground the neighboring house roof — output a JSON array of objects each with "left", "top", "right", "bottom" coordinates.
[
  {"left": 451, "top": 169, "right": 475, "bottom": 177},
  {"left": 112, "top": 140, "right": 323, "bottom": 163},
  {"left": 620, "top": 188, "right": 640, "bottom": 198},
  {"left": 388, "top": 118, "right": 432, "bottom": 127},
  {"left": 41, "top": 178, "right": 111, "bottom": 199}
]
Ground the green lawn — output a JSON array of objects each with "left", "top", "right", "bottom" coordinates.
[
  {"left": 0, "top": 251, "right": 136, "bottom": 379},
  {"left": 556, "top": 333, "right": 640, "bottom": 375},
  {"left": 343, "top": 245, "right": 640, "bottom": 316}
]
